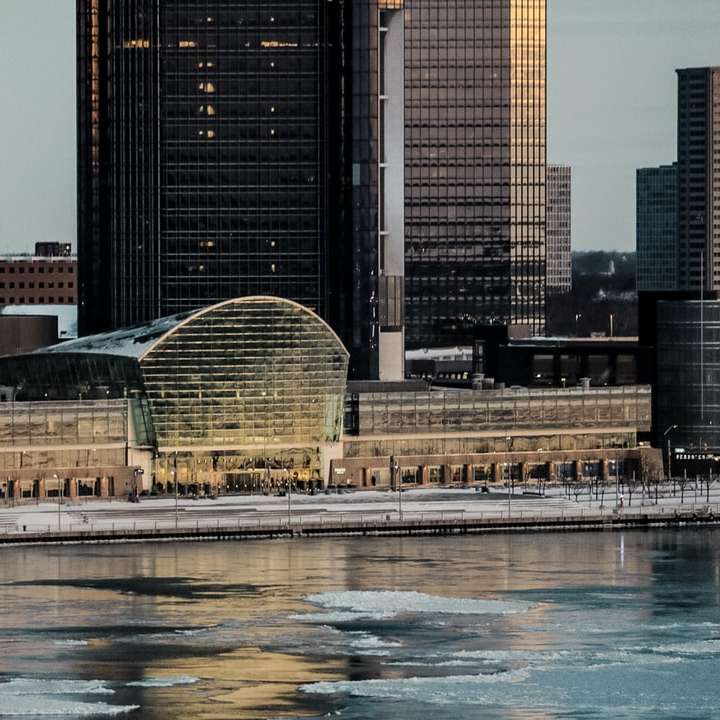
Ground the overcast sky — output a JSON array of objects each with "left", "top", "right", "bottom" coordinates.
[{"left": 1, "top": 0, "right": 720, "bottom": 254}]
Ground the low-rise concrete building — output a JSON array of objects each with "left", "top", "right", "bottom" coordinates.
[{"left": 336, "top": 385, "right": 657, "bottom": 488}]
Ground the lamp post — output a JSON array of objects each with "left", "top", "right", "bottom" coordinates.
[
  {"left": 663, "top": 424, "right": 678, "bottom": 486},
  {"left": 609, "top": 313, "right": 615, "bottom": 338},
  {"left": 173, "top": 452, "right": 178, "bottom": 529},
  {"left": 54, "top": 474, "right": 61, "bottom": 532},
  {"left": 390, "top": 455, "right": 401, "bottom": 519},
  {"left": 505, "top": 437, "right": 513, "bottom": 516}
]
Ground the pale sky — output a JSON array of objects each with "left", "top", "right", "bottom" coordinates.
[{"left": 1, "top": 0, "right": 720, "bottom": 254}]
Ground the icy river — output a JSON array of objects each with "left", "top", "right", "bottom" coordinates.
[{"left": 0, "top": 530, "right": 719, "bottom": 719}]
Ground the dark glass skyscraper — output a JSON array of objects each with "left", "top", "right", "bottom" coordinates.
[
  {"left": 404, "top": 0, "right": 546, "bottom": 348},
  {"left": 546, "top": 164, "right": 571, "bottom": 294},
  {"left": 677, "top": 67, "right": 720, "bottom": 292},
  {"left": 636, "top": 163, "right": 677, "bottom": 292},
  {"left": 77, "top": 0, "right": 405, "bottom": 380}
]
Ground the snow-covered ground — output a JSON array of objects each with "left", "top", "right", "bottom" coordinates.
[{"left": 0, "top": 485, "right": 718, "bottom": 537}]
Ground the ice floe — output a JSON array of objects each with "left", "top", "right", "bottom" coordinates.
[
  {"left": 0, "top": 678, "right": 137, "bottom": 717},
  {"left": 303, "top": 590, "right": 534, "bottom": 620},
  {"left": 126, "top": 676, "right": 199, "bottom": 688}
]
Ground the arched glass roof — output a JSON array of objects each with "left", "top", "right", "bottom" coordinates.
[
  {"left": 5, "top": 298, "right": 349, "bottom": 450},
  {"left": 137, "top": 297, "right": 349, "bottom": 449}
]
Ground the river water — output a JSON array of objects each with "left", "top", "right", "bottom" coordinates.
[{"left": 0, "top": 530, "right": 719, "bottom": 719}]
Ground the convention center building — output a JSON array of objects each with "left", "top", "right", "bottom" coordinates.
[{"left": 0, "top": 297, "right": 660, "bottom": 502}]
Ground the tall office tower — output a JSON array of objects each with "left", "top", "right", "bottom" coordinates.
[
  {"left": 636, "top": 163, "right": 678, "bottom": 292},
  {"left": 546, "top": 164, "right": 571, "bottom": 294},
  {"left": 77, "top": 1, "right": 405, "bottom": 380},
  {"left": 677, "top": 67, "right": 720, "bottom": 292},
  {"left": 404, "top": 0, "right": 546, "bottom": 348}
]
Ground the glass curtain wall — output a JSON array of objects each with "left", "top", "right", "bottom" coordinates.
[
  {"left": 404, "top": 0, "right": 546, "bottom": 348},
  {"left": 78, "top": 1, "right": 344, "bottom": 333},
  {"left": 139, "top": 297, "right": 349, "bottom": 449},
  {"left": 346, "top": 386, "right": 651, "bottom": 436}
]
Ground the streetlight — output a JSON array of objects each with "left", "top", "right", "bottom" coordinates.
[
  {"left": 390, "top": 455, "right": 401, "bottom": 519},
  {"left": 173, "top": 452, "right": 178, "bottom": 529},
  {"left": 575, "top": 313, "right": 582, "bottom": 336},
  {"left": 54, "top": 474, "right": 61, "bottom": 532},
  {"left": 609, "top": 313, "right": 615, "bottom": 338},
  {"left": 505, "top": 437, "right": 513, "bottom": 516},
  {"left": 663, "top": 424, "right": 678, "bottom": 485}
]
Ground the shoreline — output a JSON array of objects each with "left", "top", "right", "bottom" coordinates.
[{"left": 1, "top": 507, "right": 718, "bottom": 547}]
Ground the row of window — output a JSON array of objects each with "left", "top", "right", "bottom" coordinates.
[
  {"left": 0, "top": 281, "right": 73, "bottom": 289},
  {"left": 0, "top": 265, "right": 74, "bottom": 274},
  {"left": 0, "top": 297, "right": 75, "bottom": 305}
]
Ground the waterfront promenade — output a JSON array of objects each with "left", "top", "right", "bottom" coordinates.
[{"left": 0, "top": 485, "right": 719, "bottom": 544}]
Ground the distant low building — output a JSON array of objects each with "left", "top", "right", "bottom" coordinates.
[
  {"left": 0, "top": 253, "right": 78, "bottom": 339},
  {"left": 34, "top": 242, "right": 72, "bottom": 258},
  {"left": 0, "top": 316, "right": 58, "bottom": 357}
]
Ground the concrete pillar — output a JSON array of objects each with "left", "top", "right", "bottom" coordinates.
[
  {"left": 464, "top": 464, "right": 475, "bottom": 484},
  {"left": 37, "top": 478, "right": 46, "bottom": 499},
  {"left": 442, "top": 464, "right": 452, "bottom": 485},
  {"left": 546, "top": 461, "right": 556, "bottom": 483},
  {"left": 519, "top": 462, "right": 529, "bottom": 483},
  {"left": 574, "top": 460, "right": 583, "bottom": 481},
  {"left": 68, "top": 478, "right": 78, "bottom": 499},
  {"left": 492, "top": 463, "right": 501, "bottom": 484},
  {"left": 360, "top": 467, "right": 368, "bottom": 488},
  {"left": 600, "top": 458, "right": 610, "bottom": 483},
  {"left": 99, "top": 477, "right": 109, "bottom": 498},
  {"left": 419, "top": 465, "right": 429, "bottom": 485}
]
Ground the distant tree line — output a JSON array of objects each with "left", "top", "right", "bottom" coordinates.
[{"left": 547, "top": 251, "right": 638, "bottom": 337}]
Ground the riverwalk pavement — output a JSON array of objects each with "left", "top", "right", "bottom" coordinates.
[{"left": 0, "top": 485, "right": 719, "bottom": 543}]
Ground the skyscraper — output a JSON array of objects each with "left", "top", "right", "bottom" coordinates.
[
  {"left": 636, "top": 163, "right": 677, "bottom": 292},
  {"left": 546, "top": 164, "right": 571, "bottom": 294},
  {"left": 404, "top": 0, "right": 546, "bottom": 348},
  {"left": 677, "top": 67, "right": 720, "bottom": 292},
  {"left": 77, "top": 1, "right": 405, "bottom": 380}
]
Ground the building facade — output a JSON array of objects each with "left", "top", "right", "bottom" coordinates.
[
  {"left": 677, "top": 67, "right": 720, "bottom": 292},
  {"left": 0, "top": 296, "right": 349, "bottom": 500},
  {"left": 338, "top": 384, "right": 656, "bottom": 488},
  {"left": 546, "top": 164, "right": 571, "bottom": 294},
  {"left": 0, "top": 295, "right": 659, "bottom": 503},
  {"left": 655, "top": 300, "right": 720, "bottom": 465},
  {"left": 77, "top": 0, "right": 405, "bottom": 380},
  {"left": 636, "top": 164, "right": 678, "bottom": 292},
  {"left": 0, "top": 256, "right": 77, "bottom": 307},
  {"left": 404, "top": 0, "right": 546, "bottom": 348},
  {"left": 0, "top": 316, "right": 59, "bottom": 358}
]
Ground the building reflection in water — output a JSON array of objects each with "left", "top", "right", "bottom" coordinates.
[{"left": 0, "top": 532, "right": 713, "bottom": 718}]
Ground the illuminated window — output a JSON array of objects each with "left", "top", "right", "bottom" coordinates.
[{"left": 123, "top": 39, "right": 149, "bottom": 49}]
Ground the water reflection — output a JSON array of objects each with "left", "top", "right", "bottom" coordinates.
[{"left": 0, "top": 531, "right": 717, "bottom": 718}]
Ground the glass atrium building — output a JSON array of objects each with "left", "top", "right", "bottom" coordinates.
[{"left": 0, "top": 297, "right": 349, "bottom": 493}]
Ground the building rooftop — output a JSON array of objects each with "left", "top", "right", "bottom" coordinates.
[
  {"left": 0, "top": 255, "right": 77, "bottom": 263},
  {"left": 38, "top": 311, "right": 193, "bottom": 359}
]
